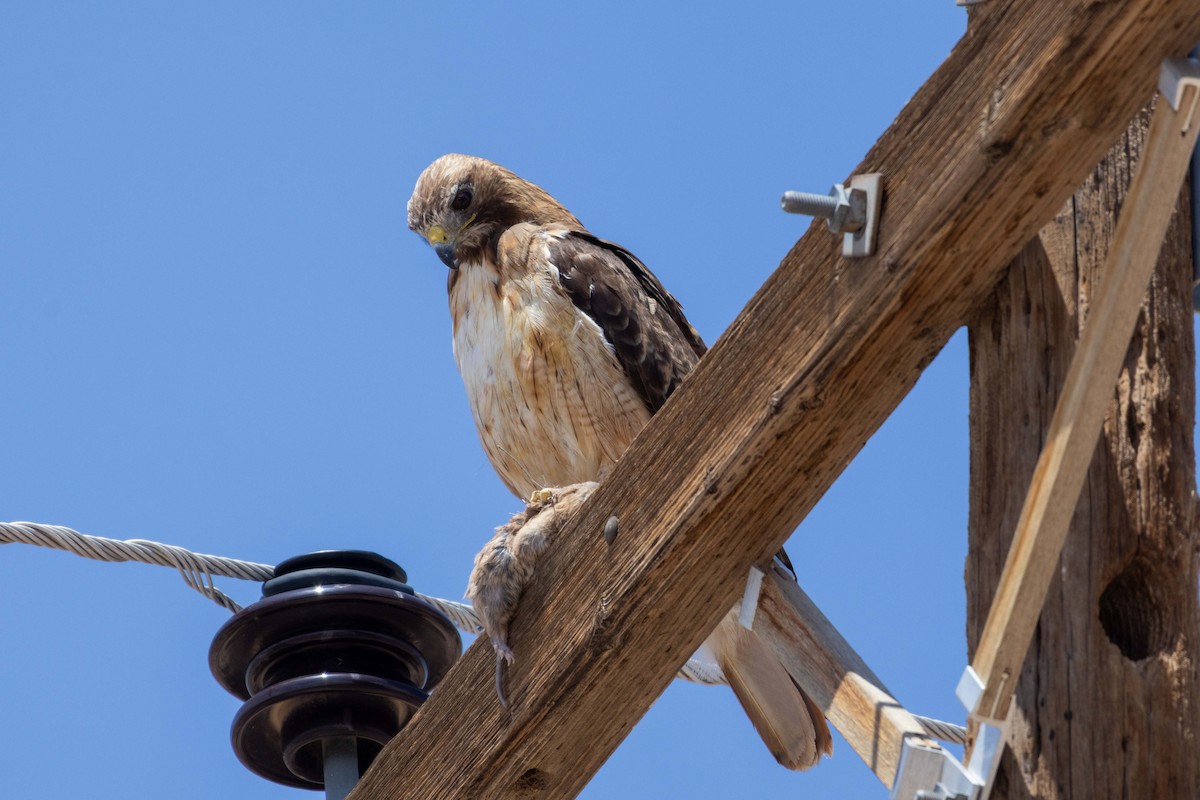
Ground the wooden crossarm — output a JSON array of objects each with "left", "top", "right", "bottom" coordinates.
[{"left": 350, "top": 4, "right": 1200, "bottom": 797}]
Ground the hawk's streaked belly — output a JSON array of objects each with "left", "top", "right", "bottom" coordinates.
[{"left": 450, "top": 257, "right": 650, "bottom": 499}]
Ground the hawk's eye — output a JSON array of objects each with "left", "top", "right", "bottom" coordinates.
[{"left": 450, "top": 187, "right": 473, "bottom": 212}]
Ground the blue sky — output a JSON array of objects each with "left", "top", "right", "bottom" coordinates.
[{"left": 0, "top": 4, "right": 986, "bottom": 797}]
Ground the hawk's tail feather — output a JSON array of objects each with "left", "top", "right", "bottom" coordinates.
[{"left": 709, "top": 611, "right": 833, "bottom": 771}]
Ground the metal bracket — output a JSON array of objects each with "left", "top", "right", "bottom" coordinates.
[
  {"left": 955, "top": 665, "right": 987, "bottom": 720},
  {"left": 844, "top": 173, "right": 883, "bottom": 258},
  {"left": 737, "top": 566, "right": 764, "bottom": 629},
  {"left": 890, "top": 739, "right": 983, "bottom": 800},
  {"left": 889, "top": 664, "right": 1006, "bottom": 800},
  {"left": 780, "top": 172, "right": 883, "bottom": 258},
  {"left": 965, "top": 721, "right": 1004, "bottom": 800},
  {"left": 947, "top": 664, "right": 1005, "bottom": 800},
  {"left": 1159, "top": 57, "right": 1200, "bottom": 113}
]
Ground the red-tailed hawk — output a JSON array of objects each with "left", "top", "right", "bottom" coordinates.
[{"left": 408, "top": 153, "right": 832, "bottom": 770}]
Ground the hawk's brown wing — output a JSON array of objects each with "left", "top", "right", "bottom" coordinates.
[
  {"left": 548, "top": 230, "right": 799, "bottom": 580},
  {"left": 550, "top": 231, "right": 706, "bottom": 415}
]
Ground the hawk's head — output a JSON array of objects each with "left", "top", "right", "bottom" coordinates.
[{"left": 407, "top": 154, "right": 582, "bottom": 270}]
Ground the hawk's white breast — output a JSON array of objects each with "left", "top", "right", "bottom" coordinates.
[{"left": 450, "top": 238, "right": 650, "bottom": 499}]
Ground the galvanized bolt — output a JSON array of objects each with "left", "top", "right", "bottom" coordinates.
[{"left": 780, "top": 183, "right": 868, "bottom": 235}]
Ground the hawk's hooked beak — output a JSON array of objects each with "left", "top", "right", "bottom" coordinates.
[
  {"left": 426, "top": 225, "right": 458, "bottom": 270},
  {"left": 434, "top": 242, "right": 457, "bottom": 270}
]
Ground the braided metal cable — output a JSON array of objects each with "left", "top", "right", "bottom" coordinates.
[
  {"left": 0, "top": 520, "right": 966, "bottom": 744},
  {"left": 0, "top": 520, "right": 475, "bottom": 623},
  {"left": 1, "top": 521, "right": 271, "bottom": 612},
  {"left": 911, "top": 713, "right": 968, "bottom": 746}
]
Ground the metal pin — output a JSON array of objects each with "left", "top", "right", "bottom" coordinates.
[{"left": 323, "top": 736, "right": 359, "bottom": 800}]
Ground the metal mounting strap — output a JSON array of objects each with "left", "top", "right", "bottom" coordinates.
[{"left": 1159, "top": 57, "right": 1200, "bottom": 114}]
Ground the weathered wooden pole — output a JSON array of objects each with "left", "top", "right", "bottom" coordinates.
[{"left": 967, "top": 108, "right": 1200, "bottom": 798}]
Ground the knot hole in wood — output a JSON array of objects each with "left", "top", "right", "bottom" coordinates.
[{"left": 511, "top": 766, "right": 549, "bottom": 796}]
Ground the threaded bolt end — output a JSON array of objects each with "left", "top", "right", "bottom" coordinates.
[{"left": 780, "top": 191, "right": 838, "bottom": 218}]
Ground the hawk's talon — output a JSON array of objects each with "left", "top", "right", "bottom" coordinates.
[{"left": 528, "top": 488, "right": 554, "bottom": 506}]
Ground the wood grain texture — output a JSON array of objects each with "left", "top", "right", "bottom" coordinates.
[
  {"left": 352, "top": 4, "right": 1200, "bottom": 797},
  {"left": 969, "top": 87, "right": 1200, "bottom": 723},
  {"left": 753, "top": 565, "right": 935, "bottom": 788},
  {"left": 967, "top": 106, "right": 1199, "bottom": 799}
]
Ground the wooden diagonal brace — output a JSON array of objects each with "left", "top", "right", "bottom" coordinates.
[{"left": 752, "top": 565, "right": 935, "bottom": 788}]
